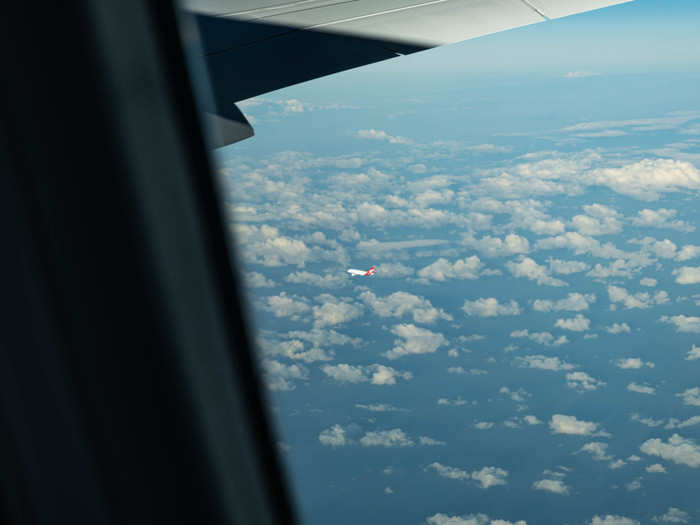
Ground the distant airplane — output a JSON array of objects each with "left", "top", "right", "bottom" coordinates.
[{"left": 347, "top": 266, "right": 375, "bottom": 277}]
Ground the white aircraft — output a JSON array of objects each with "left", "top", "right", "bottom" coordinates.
[{"left": 347, "top": 266, "right": 375, "bottom": 277}]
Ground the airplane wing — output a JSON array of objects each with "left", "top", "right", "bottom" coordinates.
[{"left": 182, "top": 0, "right": 632, "bottom": 146}]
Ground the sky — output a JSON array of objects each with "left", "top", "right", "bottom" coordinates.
[{"left": 210, "top": 1, "right": 700, "bottom": 524}]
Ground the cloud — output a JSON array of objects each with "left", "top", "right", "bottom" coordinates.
[
  {"left": 463, "top": 298, "right": 522, "bottom": 317},
  {"left": 547, "top": 258, "right": 591, "bottom": 275},
  {"left": 615, "top": 358, "right": 654, "bottom": 369},
  {"left": 261, "top": 292, "right": 310, "bottom": 319},
  {"left": 677, "top": 387, "right": 700, "bottom": 406},
  {"left": 640, "top": 434, "right": 700, "bottom": 468},
  {"left": 549, "top": 414, "right": 606, "bottom": 436},
  {"left": 608, "top": 285, "right": 667, "bottom": 309},
  {"left": 626, "top": 478, "right": 642, "bottom": 492},
  {"left": 686, "top": 344, "right": 700, "bottom": 360},
  {"left": 532, "top": 478, "right": 570, "bottom": 495},
  {"left": 471, "top": 467, "right": 509, "bottom": 489},
  {"left": 245, "top": 272, "right": 275, "bottom": 288},
  {"left": 360, "top": 429, "right": 414, "bottom": 447},
  {"left": 426, "top": 513, "right": 526, "bottom": 525},
  {"left": 419, "top": 436, "right": 446, "bottom": 446},
  {"left": 555, "top": 314, "right": 590, "bottom": 332},
  {"left": 579, "top": 442, "right": 612, "bottom": 461},
  {"left": 640, "top": 277, "right": 658, "bottom": 287},
  {"left": 319, "top": 424, "right": 348, "bottom": 447},
  {"left": 462, "top": 234, "right": 530, "bottom": 257},
  {"left": 653, "top": 507, "right": 690, "bottom": 523},
  {"left": 646, "top": 463, "right": 667, "bottom": 473},
  {"left": 661, "top": 315, "right": 700, "bottom": 333},
  {"left": 677, "top": 245, "right": 700, "bottom": 261},
  {"left": 321, "top": 363, "right": 412, "bottom": 385},
  {"left": 673, "top": 266, "right": 700, "bottom": 284},
  {"left": 418, "top": 256, "right": 490, "bottom": 282},
  {"left": 261, "top": 359, "right": 308, "bottom": 391},
  {"left": 285, "top": 271, "right": 347, "bottom": 288},
  {"left": 632, "top": 208, "right": 694, "bottom": 232},
  {"left": 589, "top": 158, "right": 700, "bottom": 201},
  {"left": 374, "top": 262, "right": 414, "bottom": 277},
  {"left": 565, "top": 71, "right": 600, "bottom": 78},
  {"left": 523, "top": 415, "right": 542, "bottom": 425},
  {"left": 516, "top": 355, "right": 576, "bottom": 371},
  {"left": 234, "top": 224, "right": 311, "bottom": 267},
  {"left": 356, "top": 128, "right": 411, "bottom": 144},
  {"left": 589, "top": 516, "right": 640, "bottom": 525},
  {"left": 360, "top": 290, "right": 452, "bottom": 324},
  {"left": 312, "top": 294, "right": 363, "bottom": 327},
  {"left": 506, "top": 257, "right": 568, "bottom": 287},
  {"left": 510, "top": 330, "right": 568, "bottom": 346},
  {"left": 383, "top": 324, "right": 449, "bottom": 360},
  {"left": 630, "top": 413, "right": 664, "bottom": 427},
  {"left": 474, "top": 422, "right": 494, "bottom": 430},
  {"left": 566, "top": 371, "right": 606, "bottom": 392},
  {"left": 665, "top": 415, "right": 700, "bottom": 429},
  {"left": 261, "top": 339, "right": 333, "bottom": 363},
  {"left": 427, "top": 462, "right": 470, "bottom": 481},
  {"left": 628, "top": 382, "right": 655, "bottom": 395},
  {"left": 355, "top": 403, "right": 408, "bottom": 412},
  {"left": 533, "top": 293, "right": 596, "bottom": 312},
  {"left": 571, "top": 204, "right": 622, "bottom": 236},
  {"left": 606, "top": 322, "right": 631, "bottom": 334}
]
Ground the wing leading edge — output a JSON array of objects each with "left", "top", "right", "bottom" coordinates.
[{"left": 183, "top": 0, "right": 633, "bottom": 146}]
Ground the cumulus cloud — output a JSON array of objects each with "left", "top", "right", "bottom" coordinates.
[
  {"left": 516, "top": 355, "right": 576, "bottom": 371},
  {"left": 571, "top": 204, "right": 622, "bottom": 236},
  {"left": 628, "top": 382, "right": 655, "bottom": 395},
  {"left": 589, "top": 158, "right": 700, "bottom": 201},
  {"left": 506, "top": 257, "right": 568, "bottom": 287},
  {"left": 261, "top": 292, "right": 310, "bottom": 319},
  {"left": 235, "top": 224, "right": 311, "bottom": 267},
  {"left": 426, "top": 513, "right": 526, "bottom": 525},
  {"left": 360, "top": 290, "right": 452, "bottom": 324},
  {"left": 661, "top": 315, "right": 700, "bottom": 333},
  {"left": 319, "top": 424, "right": 348, "bottom": 447},
  {"left": 606, "top": 322, "right": 631, "bottom": 334},
  {"left": 312, "top": 294, "right": 363, "bottom": 327},
  {"left": 356, "top": 128, "right": 411, "bottom": 144},
  {"left": 383, "top": 324, "right": 448, "bottom": 359},
  {"left": 427, "top": 464, "right": 508, "bottom": 489},
  {"left": 608, "top": 285, "right": 667, "bottom": 309},
  {"left": 374, "top": 262, "right": 414, "bottom": 278},
  {"left": 589, "top": 515, "right": 639, "bottom": 525},
  {"left": 321, "top": 363, "right": 412, "bottom": 385},
  {"left": 677, "top": 244, "right": 700, "bottom": 261},
  {"left": 673, "top": 266, "right": 700, "bottom": 285},
  {"left": 285, "top": 270, "right": 347, "bottom": 288},
  {"left": 419, "top": 436, "right": 446, "bottom": 446},
  {"left": 417, "top": 256, "right": 489, "bottom": 282},
  {"left": 555, "top": 314, "right": 590, "bottom": 332},
  {"left": 640, "top": 277, "right": 658, "bottom": 287},
  {"left": 578, "top": 442, "right": 612, "bottom": 461},
  {"left": 615, "top": 358, "right": 654, "bottom": 369},
  {"left": 533, "top": 293, "right": 596, "bottom": 312},
  {"left": 355, "top": 403, "right": 408, "bottom": 412},
  {"left": 677, "top": 387, "right": 700, "bottom": 406},
  {"left": 549, "top": 414, "right": 606, "bottom": 436},
  {"left": 261, "top": 359, "right": 308, "bottom": 391},
  {"left": 463, "top": 234, "right": 530, "bottom": 257},
  {"left": 652, "top": 507, "right": 690, "bottom": 523},
  {"left": 567, "top": 372, "right": 606, "bottom": 392},
  {"left": 360, "top": 429, "right": 414, "bottom": 447},
  {"left": 463, "top": 298, "right": 522, "bottom": 317},
  {"left": 646, "top": 463, "right": 667, "bottom": 474},
  {"left": 245, "top": 271, "right": 275, "bottom": 288},
  {"left": 640, "top": 434, "right": 700, "bottom": 468},
  {"left": 547, "top": 258, "right": 591, "bottom": 275},
  {"left": 427, "top": 462, "right": 471, "bottom": 481},
  {"left": 510, "top": 330, "right": 568, "bottom": 346},
  {"left": 532, "top": 478, "right": 570, "bottom": 495},
  {"left": 632, "top": 208, "right": 694, "bottom": 232},
  {"left": 474, "top": 421, "right": 495, "bottom": 430},
  {"left": 686, "top": 344, "right": 700, "bottom": 360},
  {"left": 666, "top": 415, "right": 700, "bottom": 430}
]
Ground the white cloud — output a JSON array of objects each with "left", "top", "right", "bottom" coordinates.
[
  {"left": 426, "top": 513, "right": 526, "bottom": 525},
  {"left": 630, "top": 413, "right": 665, "bottom": 427},
  {"left": 510, "top": 330, "right": 568, "bottom": 346},
  {"left": 506, "top": 257, "right": 568, "bottom": 287},
  {"left": 523, "top": 415, "right": 542, "bottom": 425},
  {"left": 463, "top": 297, "right": 522, "bottom": 317},
  {"left": 608, "top": 285, "right": 667, "bottom": 309},
  {"left": 579, "top": 442, "right": 612, "bottom": 461},
  {"left": 550, "top": 414, "right": 605, "bottom": 436},
  {"left": 567, "top": 371, "right": 606, "bottom": 391},
  {"left": 677, "top": 387, "right": 700, "bottom": 406},
  {"left": 263, "top": 339, "right": 333, "bottom": 363},
  {"left": 357, "top": 128, "right": 411, "bottom": 144},
  {"left": 626, "top": 478, "right": 642, "bottom": 492},
  {"left": 547, "top": 258, "right": 591, "bottom": 275},
  {"left": 653, "top": 507, "right": 690, "bottom": 523},
  {"left": 261, "top": 292, "right": 310, "bottom": 319},
  {"left": 418, "top": 256, "right": 488, "bottom": 282},
  {"left": 640, "top": 277, "right": 658, "bottom": 287},
  {"left": 606, "top": 322, "right": 631, "bottom": 334},
  {"left": 383, "top": 324, "right": 448, "bottom": 360},
  {"left": 374, "top": 262, "right": 414, "bottom": 277},
  {"left": 516, "top": 355, "right": 576, "bottom": 371},
  {"left": 571, "top": 204, "right": 622, "bottom": 236},
  {"left": 474, "top": 421, "right": 494, "bottom": 430},
  {"left": 533, "top": 292, "right": 596, "bottom": 312},
  {"left": 355, "top": 403, "right": 407, "bottom": 412},
  {"left": 589, "top": 515, "right": 640, "bottom": 525},
  {"left": 312, "top": 294, "right": 363, "bottom": 327},
  {"left": 245, "top": 271, "right": 275, "bottom": 288},
  {"left": 360, "top": 429, "right": 414, "bottom": 447},
  {"left": 532, "top": 478, "right": 570, "bottom": 495},
  {"left": 673, "top": 266, "right": 700, "bottom": 284},
  {"left": 646, "top": 463, "right": 667, "bottom": 473},
  {"left": 666, "top": 415, "right": 700, "bottom": 429},
  {"left": 419, "top": 436, "right": 446, "bottom": 446},
  {"left": 615, "top": 358, "right": 655, "bottom": 369},
  {"left": 261, "top": 359, "right": 308, "bottom": 391},
  {"left": 438, "top": 397, "right": 470, "bottom": 406},
  {"left": 471, "top": 466, "right": 509, "bottom": 489},
  {"left": 285, "top": 271, "right": 347, "bottom": 288},
  {"left": 632, "top": 208, "right": 694, "bottom": 232},
  {"left": 686, "top": 344, "right": 700, "bottom": 360},
  {"left": 321, "top": 363, "right": 412, "bottom": 385},
  {"left": 319, "top": 424, "right": 348, "bottom": 447},
  {"left": 427, "top": 462, "right": 471, "bottom": 481},
  {"left": 677, "top": 245, "right": 700, "bottom": 261},
  {"left": 555, "top": 314, "right": 590, "bottom": 332},
  {"left": 661, "top": 315, "right": 700, "bottom": 333},
  {"left": 640, "top": 434, "right": 700, "bottom": 468},
  {"left": 360, "top": 290, "right": 452, "bottom": 324},
  {"left": 235, "top": 224, "right": 311, "bottom": 267},
  {"left": 627, "top": 382, "right": 655, "bottom": 395},
  {"left": 463, "top": 234, "right": 530, "bottom": 257},
  {"left": 589, "top": 158, "right": 700, "bottom": 201}
]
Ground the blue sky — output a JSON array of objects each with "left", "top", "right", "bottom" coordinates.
[{"left": 213, "top": 2, "right": 700, "bottom": 524}]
